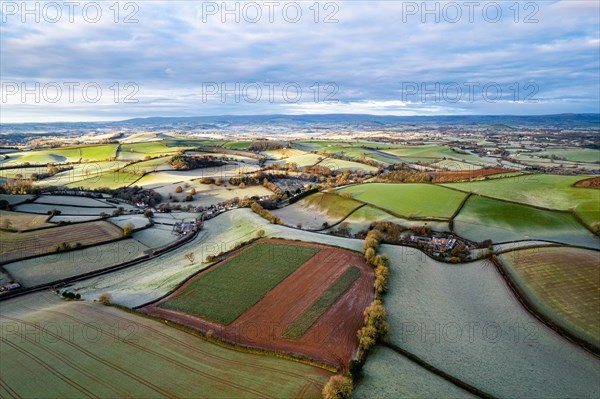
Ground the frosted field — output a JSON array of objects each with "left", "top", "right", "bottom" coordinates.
[
  {"left": 133, "top": 224, "right": 179, "bottom": 249},
  {"left": 0, "top": 194, "right": 34, "bottom": 205},
  {"left": 353, "top": 346, "right": 476, "bottom": 399},
  {"left": 33, "top": 162, "right": 128, "bottom": 187},
  {"left": 34, "top": 195, "right": 113, "bottom": 207},
  {"left": 135, "top": 163, "right": 260, "bottom": 186},
  {"left": 15, "top": 203, "right": 116, "bottom": 216},
  {"left": 380, "top": 244, "right": 600, "bottom": 398},
  {"left": 150, "top": 181, "right": 272, "bottom": 208},
  {"left": 49, "top": 215, "right": 102, "bottom": 223},
  {"left": 108, "top": 215, "right": 151, "bottom": 229},
  {"left": 334, "top": 205, "right": 450, "bottom": 235},
  {"left": 4, "top": 239, "right": 150, "bottom": 287}
]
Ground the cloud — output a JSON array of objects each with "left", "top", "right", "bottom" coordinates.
[{"left": 1, "top": 0, "right": 598, "bottom": 122}]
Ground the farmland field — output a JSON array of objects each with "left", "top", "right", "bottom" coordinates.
[
  {"left": 0, "top": 221, "right": 124, "bottom": 264},
  {"left": 331, "top": 204, "right": 450, "bottom": 235},
  {"left": 338, "top": 183, "right": 468, "bottom": 219},
  {"left": 381, "top": 145, "right": 489, "bottom": 164},
  {"left": 379, "top": 244, "right": 600, "bottom": 399},
  {"left": 144, "top": 238, "right": 373, "bottom": 369},
  {"left": 354, "top": 345, "right": 476, "bottom": 399},
  {"left": 497, "top": 246, "right": 600, "bottom": 347},
  {"left": 0, "top": 292, "right": 331, "bottom": 398},
  {"left": 272, "top": 192, "right": 364, "bottom": 229},
  {"left": 157, "top": 241, "right": 320, "bottom": 324},
  {"left": 0, "top": 194, "right": 34, "bottom": 205},
  {"left": 0, "top": 210, "right": 52, "bottom": 231},
  {"left": 453, "top": 195, "right": 599, "bottom": 247},
  {"left": 34, "top": 194, "right": 113, "bottom": 207},
  {"left": 284, "top": 266, "right": 361, "bottom": 339},
  {"left": 33, "top": 161, "right": 129, "bottom": 186},
  {"left": 0, "top": 147, "right": 82, "bottom": 165},
  {"left": 65, "top": 170, "right": 142, "bottom": 189},
  {"left": 80, "top": 144, "right": 119, "bottom": 160},
  {"left": 444, "top": 174, "right": 600, "bottom": 224},
  {"left": 15, "top": 203, "right": 117, "bottom": 216},
  {"left": 529, "top": 148, "right": 600, "bottom": 163},
  {"left": 68, "top": 209, "right": 279, "bottom": 307},
  {"left": 4, "top": 239, "right": 149, "bottom": 287}
]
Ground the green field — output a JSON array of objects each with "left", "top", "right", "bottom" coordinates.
[
  {"left": 0, "top": 147, "right": 81, "bottom": 165},
  {"left": 380, "top": 145, "right": 488, "bottom": 164},
  {"left": 498, "top": 246, "right": 600, "bottom": 347},
  {"left": 284, "top": 266, "right": 360, "bottom": 339},
  {"left": 121, "top": 156, "right": 174, "bottom": 173},
  {"left": 80, "top": 144, "right": 119, "bottom": 160},
  {"left": 66, "top": 171, "right": 141, "bottom": 189},
  {"left": 0, "top": 293, "right": 330, "bottom": 398},
  {"left": 444, "top": 174, "right": 600, "bottom": 225},
  {"left": 159, "top": 242, "right": 320, "bottom": 324},
  {"left": 338, "top": 183, "right": 468, "bottom": 219},
  {"left": 529, "top": 149, "right": 600, "bottom": 163},
  {"left": 453, "top": 196, "right": 599, "bottom": 247}
]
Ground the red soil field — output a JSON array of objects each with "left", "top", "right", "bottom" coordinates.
[
  {"left": 140, "top": 239, "right": 374, "bottom": 370},
  {"left": 430, "top": 168, "right": 511, "bottom": 183},
  {"left": 575, "top": 177, "right": 600, "bottom": 188}
]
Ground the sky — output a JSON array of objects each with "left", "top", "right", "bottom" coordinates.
[{"left": 0, "top": 0, "right": 599, "bottom": 122}]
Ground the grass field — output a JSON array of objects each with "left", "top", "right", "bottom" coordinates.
[
  {"left": 0, "top": 147, "right": 81, "bottom": 165},
  {"left": 444, "top": 174, "right": 600, "bottom": 225},
  {"left": 338, "top": 183, "right": 468, "bottom": 219},
  {"left": 65, "top": 171, "right": 141, "bottom": 189},
  {"left": 0, "top": 292, "right": 331, "bottom": 398},
  {"left": 158, "top": 242, "right": 320, "bottom": 324},
  {"left": 0, "top": 194, "right": 34, "bottom": 205},
  {"left": 0, "top": 220, "right": 124, "bottom": 264},
  {"left": 497, "top": 246, "right": 600, "bottom": 346},
  {"left": 319, "top": 158, "right": 378, "bottom": 173},
  {"left": 529, "top": 149, "right": 600, "bottom": 163},
  {"left": 80, "top": 144, "right": 119, "bottom": 160},
  {"left": 284, "top": 266, "right": 361, "bottom": 339},
  {"left": 0, "top": 210, "right": 52, "bottom": 231},
  {"left": 453, "top": 195, "right": 599, "bottom": 247},
  {"left": 4, "top": 239, "right": 149, "bottom": 287},
  {"left": 381, "top": 145, "right": 487, "bottom": 164}
]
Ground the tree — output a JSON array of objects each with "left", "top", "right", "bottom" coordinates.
[
  {"left": 322, "top": 375, "right": 353, "bottom": 399},
  {"left": 123, "top": 222, "right": 135, "bottom": 237},
  {"left": 98, "top": 292, "right": 112, "bottom": 305},
  {"left": 144, "top": 209, "right": 154, "bottom": 218},
  {"left": 190, "top": 188, "right": 197, "bottom": 195},
  {"left": 256, "top": 229, "right": 265, "bottom": 238},
  {"left": 175, "top": 186, "right": 183, "bottom": 193},
  {"left": 184, "top": 252, "right": 195, "bottom": 265}
]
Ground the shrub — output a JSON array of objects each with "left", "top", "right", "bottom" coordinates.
[
  {"left": 144, "top": 209, "right": 154, "bottom": 218},
  {"left": 98, "top": 292, "right": 112, "bottom": 305},
  {"left": 322, "top": 375, "right": 353, "bottom": 399},
  {"left": 123, "top": 222, "right": 135, "bottom": 237},
  {"left": 256, "top": 229, "right": 265, "bottom": 238}
]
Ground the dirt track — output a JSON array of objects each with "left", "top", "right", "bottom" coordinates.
[{"left": 140, "top": 239, "right": 374, "bottom": 370}]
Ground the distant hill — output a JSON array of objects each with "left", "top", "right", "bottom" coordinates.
[{"left": 1, "top": 113, "right": 598, "bottom": 135}]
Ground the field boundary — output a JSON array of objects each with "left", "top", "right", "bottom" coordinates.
[
  {"left": 383, "top": 342, "right": 495, "bottom": 399},
  {"left": 490, "top": 255, "right": 600, "bottom": 357}
]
